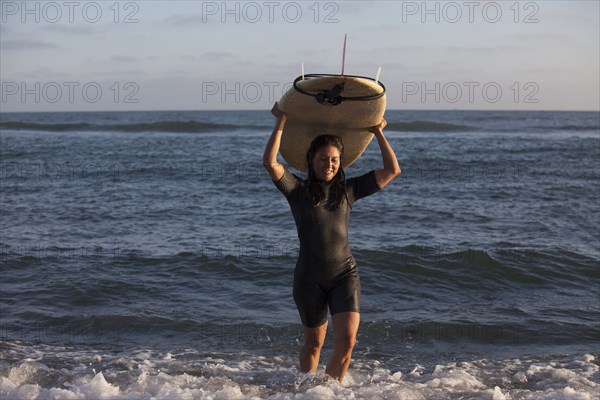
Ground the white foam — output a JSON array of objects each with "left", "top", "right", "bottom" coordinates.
[
  {"left": 492, "top": 386, "right": 507, "bottom": 400},
  {"left": 582, "top": 354, "right": 595, "bottom": 363},
  {"left": 8, "top": 362, "right": 50, "bottom": 386},
  {"left": 70, "top": 372, "right": 120, "bottom": 399},
  {"left": 0, "top": 343, "right": 598, "bottom": 400}
]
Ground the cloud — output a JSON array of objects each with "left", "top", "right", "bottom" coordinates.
[
  {"left": 520, "top": 67, "right": 573, "bottom": 75},
  {"left": 164, "top": 14, "right": 206, "bottom": 26},
  {"left": 265, "top": 61, "right": 329, "bottom": 74},
  {"left": 201, "top": 51, "right": 234, "bottom": 60},
  {"left": 296, "top": 49, "right": 315, "bottom": 58},
  {"left": 443, "top": 45, "right": 526, "bottom": 54},
  {"left": 111, "top": 55, "right": 137, "bottom": 62},
  {"left": 354, "top": 61, "right": 408, "bottom": 71},
  {"left": 91, "top": 69, "right": 145, "bottom": 78},
  {"left": 511, "top": 33, "right": 573, "bottom": 46},
  {"left": 43, "top": 25, "right": 95, "bottom": 35},
  {"left": 338, "top": 1, "right": 378, "bottom": 15},
  {"left": 540, "top": 8, "right": 598, "bottom": 27},
  {"left": 166, "top": 69, "right": 189, "bottom": 76},
  {"left": 379, "top": 45, "right": 428, "bottom": 53},
  {"left": 1, "top": 40, "right": 58, "bottom": 50},
  {"left": 358, "top": 23, "right": 407, "bottom": 32},
  {"left": 15, "top": 67, "right": 71, "bottom": 80}
]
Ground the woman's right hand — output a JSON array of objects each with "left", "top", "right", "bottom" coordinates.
[
  {"left": 271, "top": 102, "right": 287, "bottom": 120},
  {"left": 263, "top": 102, "right": 287, "bottom": 181}
]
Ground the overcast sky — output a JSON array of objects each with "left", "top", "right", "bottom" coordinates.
[{"left": 1, "top": 0, "right": 598, "bottom": 111}]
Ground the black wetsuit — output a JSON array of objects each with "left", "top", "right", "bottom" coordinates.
[{"left": 273, "top": 167, "right": 381, "bottom": 328}]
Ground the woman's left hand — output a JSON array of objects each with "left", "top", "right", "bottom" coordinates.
[{"left": 369, "top": 118, "right": 387, "bottom": 134}]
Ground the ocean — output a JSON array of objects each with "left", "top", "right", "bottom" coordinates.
[{"left": 0, "top": 109, "right": 599, "bottom": 399}]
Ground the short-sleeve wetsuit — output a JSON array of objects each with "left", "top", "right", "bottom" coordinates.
[{"left": 273, "top": 167, "right": 381, "bottom": 328}]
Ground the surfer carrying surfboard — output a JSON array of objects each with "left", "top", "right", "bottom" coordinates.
[{"left": 263, "top": 102, "right": 400, "bottom": 383}]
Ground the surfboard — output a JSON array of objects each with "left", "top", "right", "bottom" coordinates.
[{"left": 277, "top": 74, "right": 386, "bottom": 173}]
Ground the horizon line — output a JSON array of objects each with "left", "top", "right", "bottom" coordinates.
[{"left": 1, "top": 108, "right": 599, "bottom": 114}]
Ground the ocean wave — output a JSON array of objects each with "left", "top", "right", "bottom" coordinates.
[
  {"left": 385, "top": 120, "right": 599, "bottom": 133},
  {"left": 2, "top": 119, "right": 478, "bottom": 134},
  {"left": 386, "top": 120, "right": 474, "bottom": 132},
  {"left": 357, "top": 246, "right": 598, "bottom": 289},
  {"left": 2, "top": 310, "right": 596, "bottom": 351},
  {"left": 535, "top": 124, "right": 600, "bottom": 132},
  {"left": 2, "top": 118, "right": 597, "bottom": 135},
  {"left": 362, "top": 318, "right": 600, "bottom": 347},
  {"left": 3, "top": 243, "right": 596, "bottom": 290},
  {"left": 0, "top": 120, "right": 267, "bottom": 133}
]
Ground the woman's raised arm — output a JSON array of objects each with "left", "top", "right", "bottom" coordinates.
[
  {"left": 370, "top": 119, "right": 401, "bottom": 189},
  {"left": 262, "top": 102, "right": 287, "bottom": 181}
]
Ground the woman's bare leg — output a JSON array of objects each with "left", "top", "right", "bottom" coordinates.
[
  {"left": 325, "top": 312, "right": 360, "bottom": 382},
  {"left": 300, "top": 321, "right": 328, "bottom": 373}
]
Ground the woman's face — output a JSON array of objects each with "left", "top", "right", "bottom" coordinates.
[{"left": 311, "top": 145, "right": 341, "bottom": 182}]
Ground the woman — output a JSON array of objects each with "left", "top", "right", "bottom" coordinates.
[{"left": 263, "top": 102, "right": 400, "bottom": 383}]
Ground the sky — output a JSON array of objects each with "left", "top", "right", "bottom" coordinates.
[{"left": 0, "top": 0, "right": 598, "bottom": 112}]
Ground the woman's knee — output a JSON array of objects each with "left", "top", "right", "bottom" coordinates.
[
  {"left": 331, "top": 312, "right": 360, "bottom": 352},
  {"left": 304, "top": 333, "right": 325, "bottom": 351},
  {"left": 303, "top": 324, "right": 327, "bottom": 351},
  {"left": 334, "top": 332, "right": 357, "bottom": 352}
]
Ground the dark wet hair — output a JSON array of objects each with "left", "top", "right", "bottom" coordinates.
[{"left": 306, "top": 134, "right": 349, "bottom": 210}]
